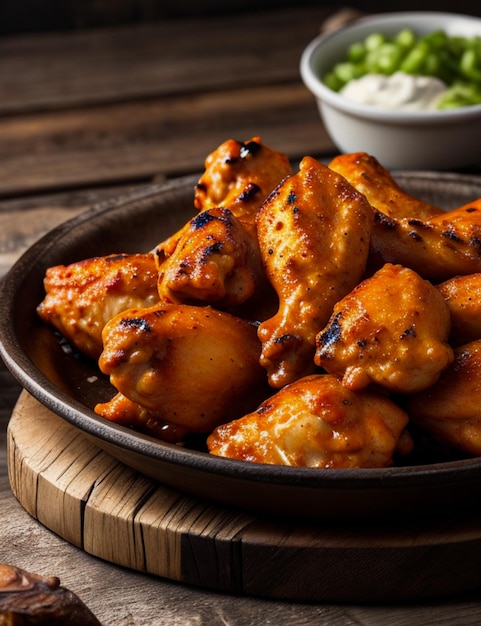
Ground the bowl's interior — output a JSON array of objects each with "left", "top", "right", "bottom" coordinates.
[
  {"left": 3, "top": 172, "right": 481, "bottom": 521},
  {"left": 301, "top": 11, "right": 481, "bottom": 121}
]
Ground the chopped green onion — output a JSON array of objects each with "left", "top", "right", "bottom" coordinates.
[
  {"left": 395, "top": 28, "right": 416, "bottom": 49},
  {"left": 364, "top": 32, "right": 387, "bottom": 51},
  {"left": 322, "top": 27, "right": 481, "bottom": 110},
  {"left": 347, "top": 41, "right": 365, "bottom": 63}
]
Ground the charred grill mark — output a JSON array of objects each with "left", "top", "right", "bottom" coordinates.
[
  {"left": 407, "top": 218, "right": 429, "bottom": 229},
  {"left": 400, "top": 326, "right": 417, "bottom": 339},
  {"left": 176, "top": 260, "right": 190, "bottom": 275},
  {"left": 191, "top": 211, "right": 217, "bottom": 229},
  {"left": 120, "top": 317, "right": 151, "bottom": 333},
  {"left": 212, "top": 208, "right": 234, "bottom": 226},
  {"left": 373, "top": 211, "right": 397, "bottom": 230},
  {"left": 408, "top": 230, "right": 423, "bottom": 241},
  {"left": 257, "top": 403, "right": 273, "bottom": 415},
  {"left": 192, "top": 207, "right": 234, "bottom": 230},
  {"left": 239, "top": 183, "right": 261, "bottom": 201},
  {"left": 195, "top": 182, "right": 207, "bottom": 192},
  {"left": 287, "top": 190, "right": 297, "bottom": 204},
  {"left": 470, "top": 236, "right": 481, "bottom": 254},
  {"left": 317, "top": 312, "right": 343, "bottom": 351},
  {"left": 442, "top": 230, "right": 464, "bottom": 244},
  {"left": 407, "top": 219, "right": 431, "bottom": 242},
  {"left": 205, "top": 242, "right": 224, "bottom": 255},
  {"left": 263, "top": 182, "right": 284, "bottom": 205},
  {"left": 273, "top": 333, "right": 301, "bottom": 346},
  {"left": 240, "top": 140, "right": 262, "bottom": 158}
]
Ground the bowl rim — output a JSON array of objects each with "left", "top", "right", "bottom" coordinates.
[{"left": 300, "top": 10, "right": 481, "bottom": 123}]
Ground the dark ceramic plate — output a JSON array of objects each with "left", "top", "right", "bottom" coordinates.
[{"left": 2, "top": 172, "right": 481, "bottom": 521}]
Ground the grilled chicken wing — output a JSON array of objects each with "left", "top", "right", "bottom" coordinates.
[
  {"left": 436, "top": 273, "right": 481, "bottom": 347},
  {"left": 154, "top": 136, "right": 292, "bottom": 283},
  {"left": 193, "top": 137, "right": 292, "bottom": 228},
  {"left": 404, "top": 340, "right": 481, "bottom": 456},
  {"left": 208, "top": 373, "right": 413, "bottom": 468},
  {"left": 315, "top": 263, "right": 453, "bottom": 393},
  {"left": 95, "top": 392, "right": 191, "bottom": 443},
  {"left": 370, "top": 198, "right": 481, "bottom": 281},
  {"left": 256, "top": 155, "right": 373, "bottom": 388},
  {"left": 97, "top": 303, "right": 269, "bottom": 433},
  {"left": 37, "top": 253, "right": 159, "bottom": 360},
  {"left": 329, "top": 152, "right": 443, "bottom": 220},
  {"left": 154, "top": 206, "right": 275, "bottom": 319}
]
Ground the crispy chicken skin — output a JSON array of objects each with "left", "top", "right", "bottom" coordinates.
[
  {"left": 37, "top": 253, "right": 159, "bottom": 360},
  {"left": 154, "top": 136, "right": 291, "bottom": 297},
  {"left": 315, "top": 263, "right": 454, "bottom": 393},
  {"left": 95, "top": 392, "right": 191, "bottom": 443},
  {"left": 328, "top": 152, "right": 443, "bottom": 220},
  {"left": 155, "top": 207, "right": 275, "bottom": 318},
  {"left": 193, "top": 137, "right": 292, "bottom": 228},
  {"left": 208, "top": 374, "right": 413, "bottom": 468},
  {"left": 256, "top": 155, "right": 373, "bottom": 388},
  {"left": 370, "top": 198, "right": 481, "bottom": 281},
  {"left": 404, "top": 340, "right": 481, "bottom": 456},
  {"left": 97, "top": 303, "right": 269, "bottom": 433},
  {"left": 436, "top": 273, "right": 481, "bottom": 347}
]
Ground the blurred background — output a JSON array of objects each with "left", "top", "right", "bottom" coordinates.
[{"left": 1, "top": 0, "right": 481, "bottom": 35}]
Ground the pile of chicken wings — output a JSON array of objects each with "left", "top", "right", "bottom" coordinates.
[{"left": 37, "top": 138, "right": 481, "bottom": 468}]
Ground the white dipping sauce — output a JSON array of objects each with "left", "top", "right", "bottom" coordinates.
[{"left": 340, "top": 71, "right": 448, "bottom": 111}]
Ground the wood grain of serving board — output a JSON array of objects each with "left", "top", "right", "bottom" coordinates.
[{"left": 7, "top": 390, "right": 481, "bottom": 603}]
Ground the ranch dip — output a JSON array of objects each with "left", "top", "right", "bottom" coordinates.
[{"left": 340, "top": 71, "right": 448, "bottom": 111}]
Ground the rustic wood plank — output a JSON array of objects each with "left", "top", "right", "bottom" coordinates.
[
  {"left": 0, "top": 184, "right": 145, "bottom": 278},
  {"left": 0, "top": 7, "right": 333, "bottom": 114},
  {"left": 0, "top": 83, "right": 334, "bottom": 197},
  {"left": 0, "top": 1, "right": 335, "bottom": 35},
  {"left": 0, "top": 497, "right": 388, "bottom": 626},
  {"left": 83, "top": 463, "right": 156, "bottom": 570}
]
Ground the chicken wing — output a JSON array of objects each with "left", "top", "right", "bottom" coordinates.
[
  {"left": 97, "top": 303, "right": 269, "bottom": 433},
  {"left": 256, "top": 155, "right": 373, "bottom": 388},
  {"left": 208, "top": 373, "right": 413, "bottom": 468},
  {"left": 328, "top": 152, "right": 443, "bottom": 220},
  {"left": 404, "top": 340, "right": 481, "bottom": 456},
  {"left": 436, "top": 273, "right": 481, "bottom": 347},
  {"left": 95, "top": 392, "right": 191, "bottom": 443},
  {"left": 37, "top": 253, "right": 159, "bottom": 360},
  {"left": 370, "top": 198, "right": 481, "bottom": 281},
  {"left": 154, "top": 206, "right": 275, "bottom": 319},
  {"left": 315, "top": 263, "right": 453, "bottom": 393},
  {"left": 193, "top": 137, "right": 292, "bottom": 228},
  {"left": 154, "top": 136, "right": 292, "bottom": 283}
]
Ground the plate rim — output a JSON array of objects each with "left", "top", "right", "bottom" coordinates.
[{"left": 3, "top": 170, "right": 481, "bottom": 499}]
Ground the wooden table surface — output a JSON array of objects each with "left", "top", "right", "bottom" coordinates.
[{"left": 2, "top": 6, "right": 481, "bottom": 624}]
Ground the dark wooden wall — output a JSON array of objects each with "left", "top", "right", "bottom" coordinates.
[{"left": 1, "top": 1, "right": 480, "bottom": 35}]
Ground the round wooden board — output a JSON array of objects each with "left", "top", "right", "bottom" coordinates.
[{"left": 7, "top": 391, "right": 481, "bottom": 603}]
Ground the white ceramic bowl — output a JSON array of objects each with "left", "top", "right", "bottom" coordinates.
[{"left": 300, "top": 12, "right": 481, "bottom": 170}]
